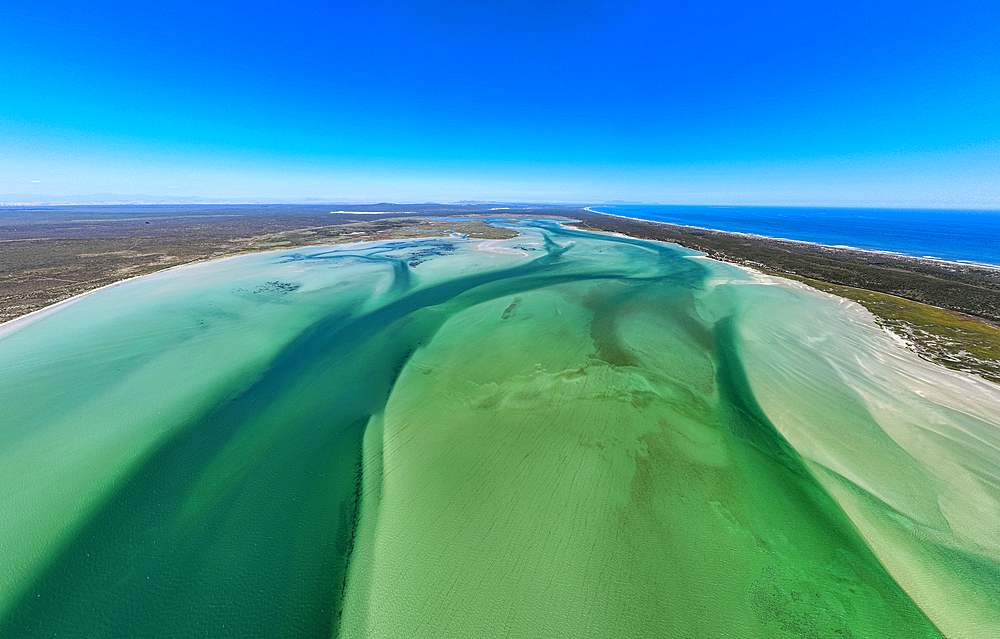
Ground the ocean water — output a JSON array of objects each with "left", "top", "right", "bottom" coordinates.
[
  {"left": 0, "top": 220, "right": 997, "bottom": 637},
  {"left": 593, "top": 205, "right": 1000, "bottom": 267}
]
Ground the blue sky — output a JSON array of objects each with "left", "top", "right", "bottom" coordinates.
[{"left": 2, "top": 0, "right": 998, "bottom": 206}]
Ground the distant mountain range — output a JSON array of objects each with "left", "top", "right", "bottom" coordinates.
[{"left": 0, "top": 193, "right": 337, "bottom": 205}]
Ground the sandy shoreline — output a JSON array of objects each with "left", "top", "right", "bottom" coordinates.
[
  {"left": 4, "top": 210, "right": 999, "bottom": 385},
  {"left": 0, "top": 240, "right": 382, "bottom": 338}
]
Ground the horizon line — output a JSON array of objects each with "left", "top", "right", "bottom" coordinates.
[{"left": 2, "top": 198, "right": 1000, "bottom": 212}]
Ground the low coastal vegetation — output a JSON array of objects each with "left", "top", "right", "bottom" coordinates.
[{"left": 246, "top": 217, "right": 519, "bottom": 251}]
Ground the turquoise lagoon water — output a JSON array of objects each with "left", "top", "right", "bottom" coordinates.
[{"left": 0, "top": 220, "right": 997, "bottom": 637}]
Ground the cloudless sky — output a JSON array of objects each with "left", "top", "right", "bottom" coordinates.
[{"left": 1, "top": 0, "right": 998, "bottom": 206}]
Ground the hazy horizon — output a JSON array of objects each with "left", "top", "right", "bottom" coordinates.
[{"left": 3, "top": 195, "right": 1000, "bottom": 211}]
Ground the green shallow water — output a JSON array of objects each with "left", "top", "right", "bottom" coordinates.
[{"left": 0, "top": 220, "right": 996, "bottom": 637}]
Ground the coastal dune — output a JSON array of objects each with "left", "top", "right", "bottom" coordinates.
[{"left": 0, "top": 220, "right": 994, "bottom": 637}]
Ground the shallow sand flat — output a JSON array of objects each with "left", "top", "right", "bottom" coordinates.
[
  {"left": 0, "top": 219, "right": 991, "bottom": 637},
  {"left": 341, "top": 223, "right": 942, "bottom": 638},
  {"left": 728, "top": 272, "right": 1000, "bottom": 638}
]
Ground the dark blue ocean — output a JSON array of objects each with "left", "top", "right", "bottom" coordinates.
[{"left": 592, "top": 206, "right": 1000, "bottom": 268}]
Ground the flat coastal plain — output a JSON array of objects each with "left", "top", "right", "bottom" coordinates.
[
  {"left": 0, "top": 204, "right": 536, "bottom": 323},
  {"left": 0, "top": 213, "right": 998, "bottom": 637}
]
